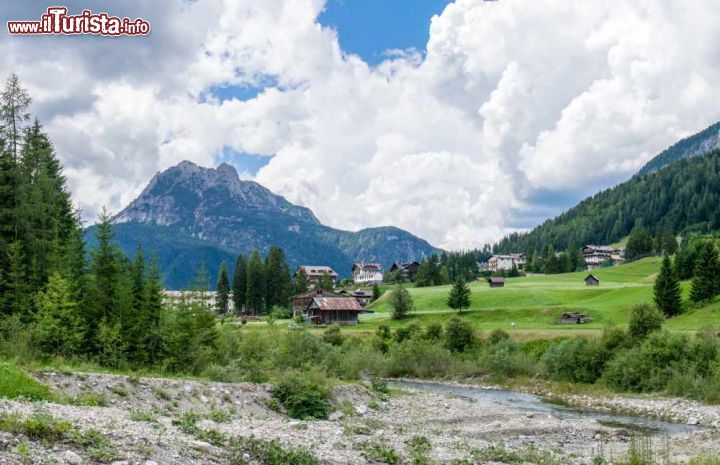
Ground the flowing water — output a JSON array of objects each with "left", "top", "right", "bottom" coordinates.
[{"left": 391, "top": 380, "right": 700, "bottom": 436}]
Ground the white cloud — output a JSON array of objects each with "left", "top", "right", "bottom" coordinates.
[{"left": 2, "top": 0, "right": 720, "bottom": 249}]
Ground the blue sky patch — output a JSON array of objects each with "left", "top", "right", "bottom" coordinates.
[
  {"left": 318, "top": 0, "right": 454, "bottom": 65},
  {"left": 214, "top": 147, "right": 272, "bottom": 176}
]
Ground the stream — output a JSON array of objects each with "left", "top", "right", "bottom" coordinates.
[{"left": 391, "top": 380, "right": 701, "bottom": 436}]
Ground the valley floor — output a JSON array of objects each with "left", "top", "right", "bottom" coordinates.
[{"left": 1, "top": 371, "right": 719, "bottom": 464}]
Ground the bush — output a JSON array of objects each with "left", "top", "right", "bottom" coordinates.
[
  {"left": 542, "top": 338, "right": 608, "bottom": 384},
  {"left": 385, "top": 338, "right": 455, "bottom": 378},
  {"left": 390, "top": 284, "right": 414, "bottom": 320},
  {"left": 444, "top": 317, "right": 475, "bottom": 352},
  {"left": 322, "top": 325, "right": 344, "bottom": 346},
  {"left": 424, "top": 323, "right": 443, "bottom": 341},
  {"left": 628, "top": 304, "right": 664, "bottom": 341},
  {"left": 272, "top": 372, "right": 332, "bottom": 420},
  {"left": 479, "top": 339, "right": 534, "bottom": 378},
  {"left": 395, "top": 323, "right": 422, "bottom": 343},
  {"left": 270, "top": 305, "right": 293, "bottom": 320}
]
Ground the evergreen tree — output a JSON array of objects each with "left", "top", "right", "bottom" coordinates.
[
  {"left": 215, "top": 261, "right": 230, "bottom": 315},
  {"left": 625, "top": 224, "right": 654, "bottom": 261},
  {"left": 33, "top": 272, "right": 85, "bottom": 356},
  {"left": 231, "top": 253, "right": 247, "bottom": 313},
  {"left": 371, "top": 284, "right": 381, "bottom": 302},
  {"left": 4, "top": 240, "right": 30, "bottom": 317},
  {"left": 136, "top": 255, "right": 164, "bottom": 365},
  {"left": 316, "top": 271, "right": 335, "bottom": 290},
  {"left": 653, "top": 255, "right": 682, "bottom": 317},
  {"left": 264, "top": 246, "right": 291, "bottom": 309},
  {"left": 293, "top": 266, "right": 309, "bottom": 294},
  {"left": 245, "top": 251, "right": 265, "bottom": 315},
  {"left": 88, "top": 208, "right": 121, "bottom": 327},
  {"left": 446, "top": 278, "right": 471, "bottom": 312},
  {"left": 390, "top": 283, "right": 413, "bottom": 320},
  {"left": 690, "top": 241, "right": 720, "bottom": 302},
  {"left": 414, "top": 258, "right": 432, "bottom": 287},
  {"left": 0, "top": 74, "right": 31, "bottom": 162}
]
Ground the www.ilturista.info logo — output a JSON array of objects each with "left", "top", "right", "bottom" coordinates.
[{"left": 7, "top": 7, "right": 150, "bottom": 36}]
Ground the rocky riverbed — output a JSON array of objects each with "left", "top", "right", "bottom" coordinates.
[{"left": 0, "top": 371, "right": 718, "bottom": 464}]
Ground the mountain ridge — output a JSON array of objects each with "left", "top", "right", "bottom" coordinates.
[{"left": 90, "top": 161, "right": 441, "bottom": 289}]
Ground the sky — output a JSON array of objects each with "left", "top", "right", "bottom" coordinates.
[{"left": 2, "top": 0, "right": 720, "bottom": 250}]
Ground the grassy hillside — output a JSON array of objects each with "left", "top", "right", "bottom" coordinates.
[{"left": 352, "top": 257, "right": 720, "bottom": 334}]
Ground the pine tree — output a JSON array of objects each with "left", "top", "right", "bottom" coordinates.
[
  {"left": 371, "top": 284, "right": 381, "bottom": 302},
  {"left": 231, "top": 253, "right": 247, "bottom": 314},
  {"left": 446, "top": 278, "right": 471, "bottom": 312},
  {"left": 653, "top": 255, "right": 682, "bottom": 317},
  {"left": 0, "top": 74, "right": 31, "bottom": 163},
  {"left": 690, "top": 241, "right": 720, "bottom": 302},
  {"left": 5, "top": 240, "right": 30, "bottom": 317},
  {"left": 294, "top": 267, "right": 309, "bottom": 294},
  {"left": 626, "top": 224, "right": 654, "bottom": 261},
  {"left": 264, "top": 246, "right": 291, "bottom": 309},
  {"left": 215, "top": 261, "right": 230, "bottom": 315},
  {"left": 89, "top": 208, "right": 121, "bottom": 326},
  {"left": 137, "top": 255, "right": 164, "bottom": 365},
  {"left": 34, "top": 272, "right": 85, "bottom": 356},
  {"left": 390, "top": 283, "right": 413, "bottom": 320},
  {"left": 316, "top": 271, "right": 335, "bottom": 290},
  {"left": 245, "top": 251, "right": 265, "bottom": 315}
]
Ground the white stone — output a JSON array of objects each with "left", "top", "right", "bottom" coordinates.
[
  {"left": 59, "top": 450, "right": 83, "bottom": 465},
  {"left": 687, "top": 417, "right": 700, "bottom": 425},
  {"left": 328, "top": 411, "right": 344, "bottom": 421},
  {"left": 200, "top": 395, "right": 209, "bottom": 403},
  {"left": 355, "top": 404, "right": 368, "bottom": 415}
]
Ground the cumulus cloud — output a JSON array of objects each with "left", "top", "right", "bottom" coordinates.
[{"left": 1, "top": 0, "right": 720, "bottom": 248}]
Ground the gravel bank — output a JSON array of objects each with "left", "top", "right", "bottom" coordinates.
[{"left": 0, "top": 372, "right": 717, "bottom": 464}]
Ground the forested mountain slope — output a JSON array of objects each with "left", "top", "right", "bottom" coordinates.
[{"left": 497, "top": 149, "right": 720, "bottom": 253}]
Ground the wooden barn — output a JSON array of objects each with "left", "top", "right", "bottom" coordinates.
[
  {"left": 584, "top": 274, "right": 600, "bottom": 286},
  {"left": 304, "top": 296, "right": 364, "bottom": 325},
  {"left": 487, "top": 277, "right": 505, "bottom": 288},
  {"left": 290, "top": 289, "right": 339, "bottom": 317}
]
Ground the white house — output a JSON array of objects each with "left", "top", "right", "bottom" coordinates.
[
  {"left": 582, "top": 245, "right": 614, "bottom": 268},
  {"left": 488, "top": 253, "right": 526, "bottom": 272},
  {"left": 351, "top": 262, "right": 383, "bottom": 285}
]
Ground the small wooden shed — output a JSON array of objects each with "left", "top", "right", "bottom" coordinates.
[
  {"left": 584, "top": 274, "right": 600, "bottom": 286},
  {"left": 487, "top": 277, "right": 505, "bottom": 288}
]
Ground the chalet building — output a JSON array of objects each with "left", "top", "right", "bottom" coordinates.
[
  {"left": 304, "top": 296, "right": 364, "bottom": 325},
  {"left": 389, "top": 261, "right": 420, "bottom": 281},
  {"left": 582, "top": 245, "right": 625, "bottom": 269},
  {"left": 351, "top": 262, "right": 383, "bottom": 285},
  {"left": 163, "top": 290, "right": 235, "bottom": 313},
  {"left": 584, "top": 274, "right": 600, "bottom": 286},
  {"left": 487, "top": 277, "right": 505, "bottom": 288},
  {"left": 477, "top": 261, "right": 490, "bottom": 273},
  {"left": 293, "top": 265, "right": 338, "bottom": 286},
  {"left": 582, "top": 245, "right": 613, "bottom": 268},
  {"left": 337, "top": 289, "right": 373, "bottom": 307},
  {"left": 290, "top": 289, "right": 339, "bottom": 317},
  {"left": 488, "top": 253, "right": 526, "bottom": 272}
]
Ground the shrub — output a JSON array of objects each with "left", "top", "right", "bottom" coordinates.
[
  {"left": 488, "top": 329, "right": 510, "bottom": 345},
  {"left": 424, "top": 323, "right": 443, "bottom": 341},
  {"left": 479, "top": 339, "right": 534, "bottom": 378},
  {"left": 542, "top": 338, "right": 608, "bottom": 384},
  {"left": 444, "top": 317, "right": 475, "bottom": 352},
  {"left": 395, "top": 323, "right": 422, "bottom": 343},
  {"left": 229, "top": 436, "right": 320, "bottom": 465},
  {"left": 272, "top": 372, "right": 331, "bottom": 420},
  {"left": 628, "top": 304, "right": 664, "bottom": 341},
  {"left": 385, "top": 338, "right": 455, "bottom": 378},
  {"left": 270, "top": 305, "right": 293, "bottom": 320},
  {"left": 322, "top": 325, "right": 344, "bottom": 346}
]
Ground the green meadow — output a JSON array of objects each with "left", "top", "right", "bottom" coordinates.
[{"left": 350, "top": 257, "right": 720, "bottom": 336}]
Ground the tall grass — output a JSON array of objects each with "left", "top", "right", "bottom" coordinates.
[{"left": 0, "top": 362, "right": 54, "bottom": 401}]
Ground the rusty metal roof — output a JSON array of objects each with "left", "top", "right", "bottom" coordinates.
[
  {"left": 310, "top": 297, "right": 363, "bottom": 311},
  {"left": 290, "top": 289, "right": 339, "bottom": 299}
]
